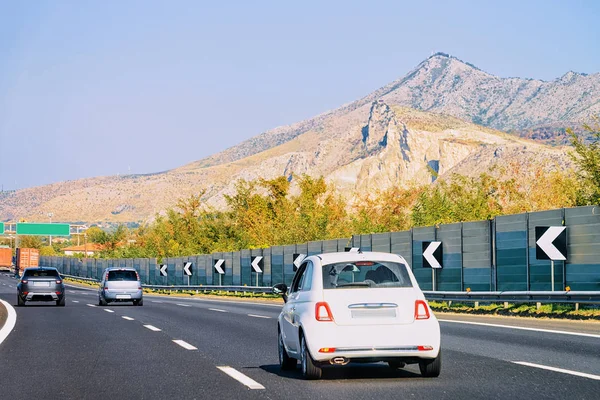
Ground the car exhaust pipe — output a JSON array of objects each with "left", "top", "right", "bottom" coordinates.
[{"left": 330, "top": 357, "right": 349, "bottom": 365}]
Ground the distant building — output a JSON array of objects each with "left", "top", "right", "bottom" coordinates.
[{"left": 62, "top": 243, "right": 103, "bottom": 256}]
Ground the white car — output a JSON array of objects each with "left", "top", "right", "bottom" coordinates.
[{"left": 273, "top": 251, "right": 441, "bottom": 380}]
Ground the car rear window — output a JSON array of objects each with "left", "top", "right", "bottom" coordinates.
[
  {"left": 23, "top": 269, "right": 59, "bottom": 278},
  {"left": 322, "top": 261, "right": 413, "bottom": 289},
  {"left": 107, "top": 270, "right": 138, "bottom": 281}
]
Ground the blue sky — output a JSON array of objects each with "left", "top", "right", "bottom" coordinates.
[{"left": 0, "top": 0, "right": 599, "bottom": 190}]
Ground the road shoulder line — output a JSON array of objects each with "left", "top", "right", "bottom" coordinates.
[
  {"left": 0, "top": 299, "right": 17, "bottom": 346},
  {"left": 439, "top": 319, "right": 600, "bottom": 338},
  {"left": 513, "top": 361, "right": 600, "bottom": 381}
]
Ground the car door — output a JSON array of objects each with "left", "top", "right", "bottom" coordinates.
[{"left": 282, "top": 262, "right": 310, "bottom": 354}]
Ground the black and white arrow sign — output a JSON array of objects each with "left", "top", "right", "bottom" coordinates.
[
  {"left": 344, "top": 247, "right": 360, "bottom": 253},
  {"left": 183, "top": 262, "right": 193, "bottom": 276},
  {"left": 293, "top": 253, "right": 306, "bottom": 271},
  {"left": 536, "top": 226, "right": 567, "bottom": 261},
  {"left": 214, "top": 259, "right": 225, "bottom": 274},
  {"left": 251, "top": 256, "right": 263, "bottom": 273},
  {"left": 422, "top": 241, "right": 443, "bottom": 269},
  {"left": 159, "top": 264, "right": 168, "bottom": 277}
]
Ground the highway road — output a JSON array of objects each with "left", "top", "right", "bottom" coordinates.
[{"left": 1, "top": 272, "right": 599, "bottom": 399}]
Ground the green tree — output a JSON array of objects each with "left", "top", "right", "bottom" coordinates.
[
  {"left": 568, "top": 119, "right": 600, "bottom": 205},
  {"left": 18, "top": 235, "right": 43, "bottom": 249}
]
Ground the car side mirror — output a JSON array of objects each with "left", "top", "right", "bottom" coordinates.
[{"left": 272, "top": 283, "right": 288, "bottom": 303}]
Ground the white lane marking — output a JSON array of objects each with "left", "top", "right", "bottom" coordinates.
[
  {"left": 122, "top": 316, "right": 134, "bottom": 321},
  {"left": 8, "top": 285, "right": 13, "bottom": 288},
  {"left": 176, "top": 303, "right": 191, "bottom": 307},
  {"left": 151, "top": 301, "right": 163, "bottom": 303},
  {"left": 0, "top": 299, "right": 17, "bottom": 346},
  {"left": 145, "top": 293, "right": 283, "bottom": 308},
  {"left": 69, "top": 290, "right": 77, "bottom": 294},
  {"left": 86, "top": 304, "right": 97, "bottom": 307},
  {"left": 209, "top": 308, "right": 228, "bottom": 313},
  {"left": 72, "top": 300, "right": 79, "bottom": 303},
  {"left": 144, "top": 325, "right": 161, "bottom": 332},
  {"left": 439, "top": 319, "right": 600, "bottom": 339},
  {"left": 248, "top": 314, "right": 271, "bottom": 319},
  {"left": 513, "top": 361, "right": 600, "bottom": 381},
  {"left": 104, "top": 309, "right": 114, "bottom": 313},
  {"left": 217, "top": 366, "right": 265, "bottom": 390},
  {"left": 173, "top": 340, "right": 197, "bottom": 350}
]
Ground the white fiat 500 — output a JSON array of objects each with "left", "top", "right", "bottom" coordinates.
[{"left": 273, "top": 251, "right": 441, "bottom": 380}]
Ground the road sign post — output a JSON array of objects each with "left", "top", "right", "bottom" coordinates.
[
  {"left": 422, "top": 241, "right": 443, "bottom": 291},
  {"left": 535, "top": 226, "right": 567, "bottom": 291}
]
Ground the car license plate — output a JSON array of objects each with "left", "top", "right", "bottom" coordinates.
[
  {"left": 116, "top": 294, "right": 131, "bottom": 299},
  {"left": 33, "top": 282, "right": 50, "bottom": 287}
]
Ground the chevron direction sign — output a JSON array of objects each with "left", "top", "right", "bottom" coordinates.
[
  {"left": 183, "top": 262, "right": 193, "bottom": 276},
  {"left": 214, "top": 259, "right": 225, "bottom": 274},
  {"left": 251, "top": 256, "right": 263, "bottom": 273},
  {"left": 159, "top": 264, "right": 168, "bottom": 277},
  {"left": 536, "top": 226, "right": 567, "bottom": 261},
  {"left": 422, "top": 241, "right": 443, "bottom": 269},
  {"left": 293, "top": 253, "right": 306, "bottom": 271},
  {"left": 344, "top": 247, "right": 360, "bottom": 252}
]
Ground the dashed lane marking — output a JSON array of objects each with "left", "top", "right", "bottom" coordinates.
[
  {"left": 144, "top": 325, "right": 161, "bottom": 332},
  {"left": 177, "top": 303, "right": 191, "bottom": 307},
  {"left": 248, "top": 314, "right": 271, "bottom": 319},
  {"left": 72, "top": 300, "right": 79, "bottom": 303},
  {"left": 86, "top": 304, "right": 97, "bottom": 307},
  {"left": 173, "top": 340, "right": 197, "bottom": 350},
  {"left": 217, "top": 366, "right": 265, "bottom": 390},
  {"left": 104, "top": 309, "right": 114, "bottom": 313},
  {"left": 209, "top": 308, "right": 227, "bottom": 313},
  {"left": 122, "top": 316, "right": 134, "bottom": 321},
  {"left": 151, "top": 301, "right": 163, "bottom": 303},
  {"left": 513, "top": 361, "right": 600, "bottom": 381}
]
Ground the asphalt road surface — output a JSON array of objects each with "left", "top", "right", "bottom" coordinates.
[{"left": 1, "top": 272, "right": 599, "bottom": 399}]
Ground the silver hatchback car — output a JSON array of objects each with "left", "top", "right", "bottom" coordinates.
[{"left": 98, "top": 267, "right": 143, "bottom": 306}]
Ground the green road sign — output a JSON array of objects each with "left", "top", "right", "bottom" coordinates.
[
  {"left": 16, "top": 223, "right": 70, "bottom": 236},
  {"left": 0, "top": 222, "right": 4, "bottom": 234}
]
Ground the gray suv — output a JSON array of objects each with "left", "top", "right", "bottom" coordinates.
[
  {"left": 17, "top": 267, "right": 66, "bottom": 307},
  {"left": 98, "top": 267, "right": 143, "bottom": 306}
]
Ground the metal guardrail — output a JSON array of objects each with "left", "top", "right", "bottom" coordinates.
[
  {"left": 60, "top": 274, "right": 600, "bottom": 303},
  {"left": 423, "top": 291, "right": 600, "bottom": 304}
]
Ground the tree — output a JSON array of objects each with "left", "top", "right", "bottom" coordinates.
[
  {"left": 568, "top": 119, "right": 600, "bottom": 205},
  {"left": 18, "top": 236, "right": 43, "bottom": 249}
]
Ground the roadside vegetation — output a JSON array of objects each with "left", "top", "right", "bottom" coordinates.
[{"left": 429, "top": 301, "right": 600, "bottom": 321}]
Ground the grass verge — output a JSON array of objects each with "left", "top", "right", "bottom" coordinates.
[{"left": 428, "top": 301, "right": 600, "bottom": 321}]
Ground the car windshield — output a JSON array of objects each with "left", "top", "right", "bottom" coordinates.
[
  {"left": 24, "top": 269, "right": 59, "bottom": 278},
  {"left": 322, "top": 261, "right": 412, "bottom": 289},
  {"left": 108, "top": 270, "right": 138, "bottom": 281}
]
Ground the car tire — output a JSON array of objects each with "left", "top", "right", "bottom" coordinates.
[
  {"left": 419, "top": 349, "right": 442, "bottom": 377},
  {"left": 17, "top": 295, "right": 25, "bottom": 307},
  {"left": 99, "top": 297, "right": 107, "bottom": 306},
  {"left": 137, "top": 299, "right": 143, "bottom": 307},
  {"left": 388, "top": 360, "right": 406, "bottom": 369},
  {"left": 57, "top": 296, "right": 66, "bottom": 307},
  {"left": 278, "top": 329, "right": 297, "bottom": 370},
  {"left": 300, "top": 334, "right": 322, "bottom": 380}
]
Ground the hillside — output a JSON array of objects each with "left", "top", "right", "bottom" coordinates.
[{"left": 0, "top": 97, "right": 571, "bottom": 224}]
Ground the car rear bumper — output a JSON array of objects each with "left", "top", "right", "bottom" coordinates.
[
  {"left": 301, "top": 317, "right": 441, "bottom": 362},
  {"left": 22, "top": 292, "right": 62, "bottom": 301},
  {"left": 102, "top": 290, "right": 143, "bottom": 301}
]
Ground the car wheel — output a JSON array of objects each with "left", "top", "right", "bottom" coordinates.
[
  {"left": 278, "top": 329, "right": 297, "bottom": 370},
  {"left": 17, "top": 295, "right": 25, "bottom": 307},
  {"left": 388, "top": 360, "right": 406, "bottom": 369},
  {"left": 419, "top": 349, "right": 442, "bottom": 377},
  {"left": 56, "top": 297, "right": 66, "bottom": 307},
  {"left": 137, "top": 299, "right": 143, "bottom": 306},
  {"left": 99, "top": 296, "right": 107, "bottom": 306},
  {"left": 300, "top": 334, "right": 322, "bottom": 380}
]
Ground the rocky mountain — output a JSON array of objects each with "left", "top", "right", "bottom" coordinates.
[{"left": 1, "top": 53, "right": 592, "bottom": 224}]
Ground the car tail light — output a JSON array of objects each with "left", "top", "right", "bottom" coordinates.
[
  {"left": 104, "top": 287, "right": 109, "bottom": 291},
  {"left": 319, "top": 347, "right": 336, "bottom": 353},
  {"left": 23, "top": 292, "right": 29, "bottom": 295},
  {"left": 417, "top": 346, "right": 434, "bottom": 351},
  {"left": 414, "top": 300, "right": 430, "bottom": 320},
  {"left": 55, "top": 291, "right": 62, "bottom": 295},
  {"left": 315, "top": 302, "right": 334, "bottom": 322},
  {"left": 21, "top": 279, "right": 28, "bottom": 284},
  {"left": 56, "top": 280, "right": 62, "bottom": 284}
]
